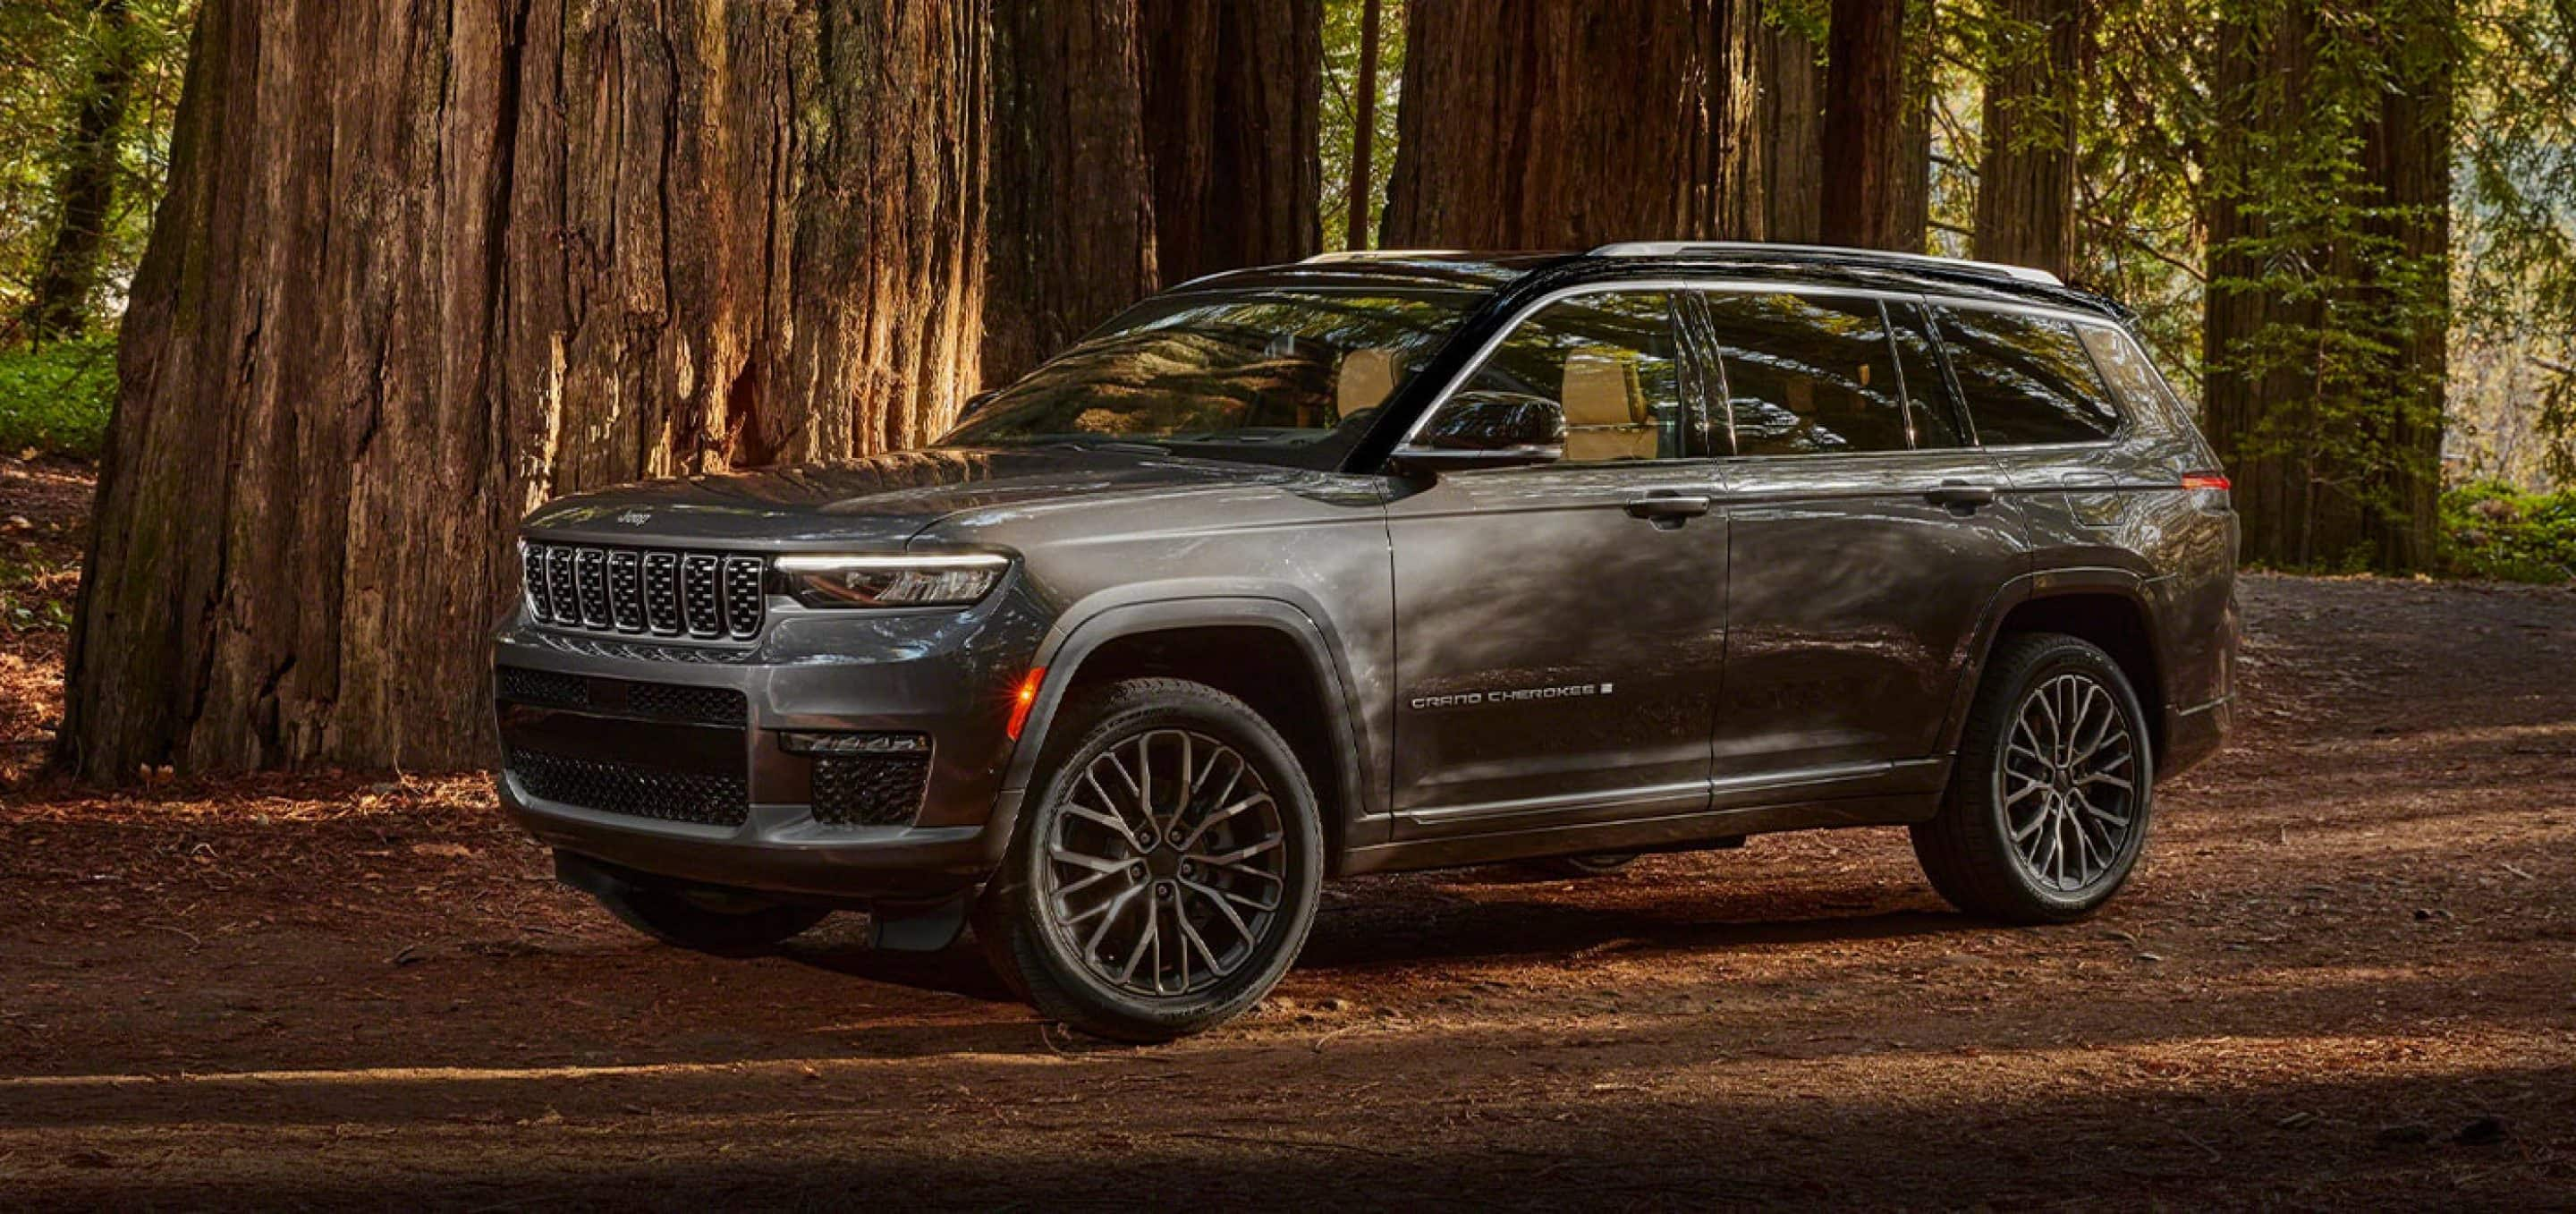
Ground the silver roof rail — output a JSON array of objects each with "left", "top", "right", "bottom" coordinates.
[
  {"left": 1589, "top": 241, "right": 2064, "bottom": 287},
  {"left": 1299, "top": 249, "right": 1475, "bottom": 263}
]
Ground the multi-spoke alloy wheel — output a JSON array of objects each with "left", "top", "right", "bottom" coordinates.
[
  {"left": 978, "top": 678, "right": 1323, "bottom": 1041},
  {"left": 1038, "top": 728, "right": 1288, "bottom": 999},
  {"left": 2000, "top": 673, "right": 2139, "bottom": 892},
  {"left": 1911, "top": 632, "right": 2155, "bottom": 923}
]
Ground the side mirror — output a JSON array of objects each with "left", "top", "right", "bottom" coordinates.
[{"left": 1388, "top": 391, "right": 1565, "bottom": 473}]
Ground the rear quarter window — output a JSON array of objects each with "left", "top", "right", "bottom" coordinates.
[
  {"left": 2077, "top": 324, "right": 2189, "bottom": 432},
  {"left": 1934, "top": 306, "right": 2123, "bottom": 446}
]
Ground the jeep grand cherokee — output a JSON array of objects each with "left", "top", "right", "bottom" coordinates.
[{"left": 494, "top": 242, "right": 2239, "bottom": 1041}]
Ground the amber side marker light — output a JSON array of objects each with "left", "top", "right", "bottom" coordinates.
[
  {"left": 1007, "top": 668, "right": 1046, "bottom": 740},
  {"left": 2182, "top": 471, "right": 2233, "bottom": 492}
]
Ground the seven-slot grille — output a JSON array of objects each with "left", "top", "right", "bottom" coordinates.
[{"left": 521, "top": 541, "right": 767, "bottom": 641}]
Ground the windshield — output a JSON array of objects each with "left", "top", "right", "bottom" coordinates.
[{"left": 941, "top": 287, "right": 1488, "bottom": 469}]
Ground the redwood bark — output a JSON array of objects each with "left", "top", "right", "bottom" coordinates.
[
  {"left": 982, "top": 0, "right": 1158, "bottom": 385},
  {"left": 2358, "top": 0, "right": 2453, "bottom": 572},
  {"left": 2201, "top": 0, "right": 2450, "bottom": 573},
  {"left": 62, "top": 0, "right": 988, "bottom": 781},
  {"left": 1756, "top": 12, "right": 1825, "bottom": 243},
  {"left": 1140, "top": 0, "right": 1323, "bottom": 283},
  {"left": 1381, "top": 0, "right": 1745, "bottom": 249},
  {"left": 1890, "top": 0, "right": 1936, "bottom": 254},
  {"left": 21, "top": 0, "right": 142, "bottom": 342},
  {"left": 1972, "top": 0, "right": 2084, "bottom": 277},
  {"left": 2201, "top": 4, "right": 2314, "bottom": 566},
  {"left": 1819, "top": 0, "right": 1906, "bottom": 250}
]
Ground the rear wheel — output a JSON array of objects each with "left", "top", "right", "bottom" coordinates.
[
  {"left": 1911, "top": 632, "right": 2154, "bottom": 923},
  {"left": 591, "top": 883, "right": 829, "bottom": 955},
  {"left": 977, "top": 678, "right": 1325, "bottom": 1042}
]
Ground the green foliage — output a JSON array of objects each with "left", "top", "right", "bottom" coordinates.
[
  {"left": 1318, "top": 0, "right": 1403, "bottom": 250},
  {"left": 0, "top": 334, "right": 114, "bottom": 457},
  {"left": 2441, "top": 480, "right": 2576, "bottom": 582},
  {"left": 0, "top": 0, "right": 196, "bottom": 340},
  {"left": 0, "top": 547, "right": 77, "bottom": 632},
  {"left": 2453, "top": 0, "right": 2576, "bottom": 487}
]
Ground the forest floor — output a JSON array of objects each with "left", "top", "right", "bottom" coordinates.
[{"left": 4, "top": 458, "right": 2574, "bottom": 1210}]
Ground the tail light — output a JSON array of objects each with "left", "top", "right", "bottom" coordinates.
[{"left": 2182, "top": 471, "right": 2232, "bottom": 492}]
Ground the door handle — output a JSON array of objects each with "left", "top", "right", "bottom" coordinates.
[
  {"left": 1926, "top": 481, "right": 1997, "bottom": 512},
  {"left": 1624, "top": 495, "right": 1712, "bottom": 525}
]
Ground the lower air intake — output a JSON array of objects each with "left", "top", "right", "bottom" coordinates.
[
  {"left": 507, "top": 749, "right": 749, "bottom": 828},
  {"left": 810, "top": 754, "right": 931, "bottom": 828}
]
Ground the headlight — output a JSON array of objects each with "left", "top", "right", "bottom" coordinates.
[{"left": 771, "top": 553, "right": 1011, "bottom": 609}]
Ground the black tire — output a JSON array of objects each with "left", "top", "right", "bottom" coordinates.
[
  {"left": 976, "top": 678, "right": 1325, "bottom": 1043},
  {"left": 1520, "top": 852, "right": 1640, "bottom": 878},
  {"left": 591, "top": 883, "right": 829, "bottom": 955},
  {"left": 1911, "top": 632, "right": 2156, "bottom": 923}
]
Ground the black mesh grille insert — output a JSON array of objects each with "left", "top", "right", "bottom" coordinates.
[
  {"left": 810, "top": 754, "right": 930, "bottom": 828},
  {"left": 495, "top": 666, "right": 589, "bottom": 709},
  {"left": 626, "top": 682, "right": 748, "bottom": 726},
  {"left": 507, "top": 749, "right": 749, "bottom": 828},
  {"left": 520, "top": 541, "right": 767, "bottom": 642}
]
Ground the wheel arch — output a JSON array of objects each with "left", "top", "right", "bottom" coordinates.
[
  {"left": 994, "top": 595, "right": 1375, "bottom": 873},
  {"left": 1946, "top": 572, "right": 2169, "bottom": 763}
]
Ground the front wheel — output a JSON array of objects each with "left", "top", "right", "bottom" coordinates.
[
  {"left": 976, "top": 678, "right": 1325, "bottom": 1042},
  {"left": 1911, "top": 632, "right": 2155, "bottom": 923}
]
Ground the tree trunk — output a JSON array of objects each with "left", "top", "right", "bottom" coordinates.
[
  {"left": 982, "top": 0, "right": 1157, "bottom": 385},
  {"left": 2359, "top": 0, "right": 2453, "bottom": 572},
  {"left": 1889, "top": 0, "right": 1936, "bottom": 254},
  {"left": 1343, "top": 0, "right": 1384, "bottom": 250},
  {"left": 1819, "top": 0, "right": 1906, "bottom": 250},
  {"left": 1382, "top": 0, "right": 1746, "bottom": 249},
  {"left": 21, "top": 0, "right": 142, "bottom": 343},
  {"left": 1756, "top": 11, "right": 1825, "bottom": 243},
  {"left": 1140, "top": 0, "right": 1322, "bottom": 284},
  {"left": 1972, "top": 0, "right": 2083, "bottom": 277},
  {"left": 2201, "top": 3, "right": 2316, "bottom": 567},
  {"left": 61, "top": 0, "right": 988, "bottom": 782}
]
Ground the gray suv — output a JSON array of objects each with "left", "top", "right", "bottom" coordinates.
[{"left": 495, "top": 243, "right": 2238, "bottom": 1040}]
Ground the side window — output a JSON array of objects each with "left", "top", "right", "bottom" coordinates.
[
  {"left": 1935, "top": 306, "right": 2123, "bottom": 445},
  {"left": 1886, "top": 300, "right": 1964, "bottom": 449},
  {"left": 1462, "top": 293, "right": 1688, "bottom": 463},
  {"left": 1705, "top": 291, "right": 1912, "bottom": 456},
  {"left": 2077, "top": 324, "right": 2186, "bottom": 430}
]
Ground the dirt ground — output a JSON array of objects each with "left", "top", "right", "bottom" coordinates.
[{"left": 4, "top": 457, "right": 2573, "bottom": 1210}]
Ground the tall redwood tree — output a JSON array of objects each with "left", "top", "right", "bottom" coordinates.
[
  {"left": 1819, "top": 0, "right": 1908, "bottom": 250},
  {"left": 1381, "top": 0, "right": 1761, "bottom": 249},
  {"left": 1140, "top": 0, "right": 1323, "bottom": 283},
  {"left": 1973, "top": 0, "right": 2086, "bottom": 277},
  {"left": 982, "top": 0, "right": 1159, "bottom": 385},
  {"left": 62, "top": 0, "right": 990, "bottom": 780}
]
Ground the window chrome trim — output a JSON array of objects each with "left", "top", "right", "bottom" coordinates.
[{"left": 1391, "top": 276, "right": 2133, "bottom": 463}]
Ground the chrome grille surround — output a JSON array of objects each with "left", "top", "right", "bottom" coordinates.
[{"left": 522, "top": 540, "right": 768, "bottom": 642}]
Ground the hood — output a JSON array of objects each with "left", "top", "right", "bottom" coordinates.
[{"left": 521, "top": 446, "right": 1295, "bottom": 546}]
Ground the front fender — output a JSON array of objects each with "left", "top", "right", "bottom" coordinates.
[{"left": 981, "top": 590, "right": 1383, "bottom": 871}]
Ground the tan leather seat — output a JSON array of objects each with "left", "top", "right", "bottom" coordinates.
[
  {"left": 1561, "top": 350, "right": 1658, "bottom": 463},
  {"left": 1337, "top": 348, "right": 1403, "bottom": 419}
]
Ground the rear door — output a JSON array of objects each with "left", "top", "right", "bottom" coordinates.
[
  {"left": 1699, "top": 288, "right": 2029, "bottom": 789},
  {"left": 1385, "top": 288, "right": 1731, "bottom": 832}
]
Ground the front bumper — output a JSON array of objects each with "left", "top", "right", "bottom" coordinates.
[{"left": 491, "top": 588, "right": 1049, "bottom": 904}]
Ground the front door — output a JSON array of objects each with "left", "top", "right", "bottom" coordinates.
[
  {"left": 1385, "top": 290, "right": 1730, "bottom": 832},
  {"left": 1698, "top": 290, "right": 2029, "bottom": 787}
]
